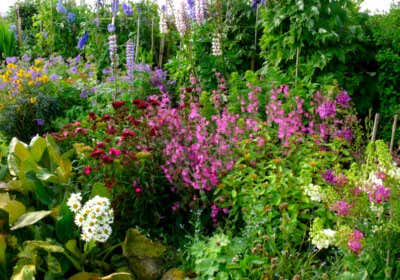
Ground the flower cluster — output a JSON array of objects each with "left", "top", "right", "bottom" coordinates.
[
  {"left": 108, "top": 34, "right": 118, "bottom": 67},
  {"left": 348, "top": 229, "right": 363, "bottom": 254},
  {"left": 311, "top": 228, "right": 337, "bottom": 249},
  {"left": 195, "top": 0, "right": 207, "bottom": 24},
  {"left": 175, "top": 1, "right": 188, "bottom": 37},
  {"left": 159, "top": 6, "right": 168, "bottom": 34},
  {"left": 303, "top": 183, "right": 325, "bottom": 202},
  {"left": 126, "top": 39, "right": 135, "bottom": 79},
  {"left": 68, "top": 193, "right": 114, "bottom": 243},
  {"left": 211, "top": 33, "right": 222, "bottom": 56}
]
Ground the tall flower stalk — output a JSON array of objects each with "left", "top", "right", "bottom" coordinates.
[
  {"left": 108, "top": 33, "right": 119, "bottom": 99},
  {"left": 126, "top": 39, "right": 135, "bottom": 81}
]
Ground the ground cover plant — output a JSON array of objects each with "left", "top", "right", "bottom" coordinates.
[{"left": 0, "top": 0, "right": 399, "bottom": 279}]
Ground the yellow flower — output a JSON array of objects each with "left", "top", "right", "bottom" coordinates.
[
  {"left": 28, "top": 80, "right": 35, "bottom": 87},
  {"left": 24, "top": 72, "right": 32, "bottom": 79},
  {"left": 30, "top": 97, "right": 37, "bottom": 104},
  {"left": 0, "top": 103, "right": 4, "bottom": 110},
  {"left": 6, "top": 63, "right": 17, "bottom": 69},
  {"left": 34, "top": 59, "right": 42, "bottom": 66},
  {"left": 16, "top": 69, "right": 25, "bottom": 78},
  {"left": 41, "top": 75, "right": 49, "bottom": 83}
]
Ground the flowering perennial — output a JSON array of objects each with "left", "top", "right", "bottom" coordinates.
[
  {"left": 68, "top": 193, "right": 114, "bottom": 243},
  {"left": 126, "top": 39, "right": 135, "bottom": 79},
  {"left": 211, "top": 33, "right": 222, "bottom": 56}
]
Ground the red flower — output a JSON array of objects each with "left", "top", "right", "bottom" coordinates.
[
  {"left": 88, "top": 112, "right": 98, "bottom": 121},
  {"left": 126, "top": 115, "right": 140, "bottom": 125},
  {"left": 122, "top": 128, "right": 136, "bottom": 138},
  {"left": 148, "top": 99, "right": 160, "bottom": 106},
  {"left": 107, "top": 125, "right": 118, "bottom": 135},
  {"left": 102, "top": 114, "right": 111, "bottom": 121},
  {"left": 132, "top": 99, "right": 148, "bottom": 109},
  {"left": 74, "top": 127, "right": 88, "bottom": 135},
  {"left": 91, "top": 149, "right": 104, "bottom": 157},
  {"left": 96, "top": 141, "right": 106, "bottom": 149},
  {"left": 83, "top": 165, "right": 92, "bottom": 175},
  {"left": 101, "top": 154, "right": 114, "bottom": 164},
  {"left": 112, "top": 100, "right": 126, "bottom": 109},
  {"left": 135, "top": 187, "right": 142, "bottom": 193}
]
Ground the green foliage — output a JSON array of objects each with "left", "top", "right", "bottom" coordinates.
[
  {"left": 368, "top": 4, "right": 400, "bottom": 141},
  {"left": 0, "top": 20, "right": 17, "bottom": 58}
]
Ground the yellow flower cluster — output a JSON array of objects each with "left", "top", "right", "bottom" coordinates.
[{"left": 0, "top": 61, "right": 50, "bottom": 94}]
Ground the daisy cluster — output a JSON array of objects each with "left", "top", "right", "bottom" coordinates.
[{"left": 67, "top": 193, "right": 114, "bottom": 243}]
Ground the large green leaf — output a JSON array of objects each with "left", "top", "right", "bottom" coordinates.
[
  {"left": 55, "top": 203, "right": 74, "bottom": 242},
  {"left": 90, "top": 183, "right": 111, "bottom": 199},
  {"left": 46, "top": 254, "right": 62, "bottom": 274},
  {"left": 10, "top": 210, "right": 52, "bottom": 230},
  {"left": 0, "top": 193, "right": 26, "bottom": 224},
  {"left": 101, "top": 272, "right": 135, "bottom": 280},
  {"left": 8, "top": 138, "right": 35, "bottom": 177},
  {"left": 65, "top": 240, "right": 82, "bottom": 260},
  {"left": 29, "top": 136, "right": 47, "bottom": 162},
  {"left": 68, "top": 272, "right": 100, "bottom": 280},
  {"left": 11, "top": 264, "right": 36, "bottom": 280},
  {"left": 122, "top": 228, "right": 166, "bottom": 259}
]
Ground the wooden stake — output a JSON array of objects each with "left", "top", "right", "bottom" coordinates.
[
  {"left": 371, "top": 113, "right": 379, "bottom": 142},
  {"left": 16, "top": 4, "right": 22, "bottom": 49},
  {"left": 390, "top": 114, "right": 398, "bottom": 153}
]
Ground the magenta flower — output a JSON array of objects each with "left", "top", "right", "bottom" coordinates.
[
  {"left": 348, "top": 229, "right": 364, "bottom": 254},
  {"left": 331, "top": 201, "right": 350, "bottom": 216},
  {"left": 323, "top": 169, "right": 336, "bottom": 185},
  {"left": 83, "top": 165, "right": 92, "bottom": 175},
  {"left": 109, "top": 147, "right": 121, "bottom": 156},
  {"left": 369, "top": 185, "right": 391, "bottom": 203},
  {"left": 336, "top": 90, "right": 351, "bottom": 108},
  {"left": 316, "top": 101, "right": 336, "bottom": 119}
]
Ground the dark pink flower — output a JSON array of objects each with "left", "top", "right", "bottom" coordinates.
[
  {"left": 83, "top": 165, "right": 92, "bottom": 175},
  {"left": 109, "top": 147, "right": 121, "bottom": 156}
]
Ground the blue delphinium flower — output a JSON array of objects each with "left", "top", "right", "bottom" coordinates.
[
  {"left": 67, "top": 12, "right": 75, "bottom": 23},
  {"left": 107, "top": 23, "right": 116, "bottom": 33},
  {"left": 122, "top": 3, "right": 133, "bottom": 16},
  {"left": 187, "top": 0, "right": 195, "bottom": 19},
  {"left": 56, "top": 0, "right": 67, "bottom": 14},
  {"left": 112, "top": 0, "right": 119, "bottom": 16},
  {"left": 77, "top": 32, "right": 89, "bottom": 49}
]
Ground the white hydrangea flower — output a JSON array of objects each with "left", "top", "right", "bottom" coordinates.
[
  {"left": 303, "top": 184, "right": 324, "bottom": 202},
  {"left": 311, "top": 228, "right": 337, "bottom": 249},
  {"left": 69, "top": 194, "right": 114, "bottom": 243},
  {"left": 67, "top": 192, "right": 82, "bottom": 213}
]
